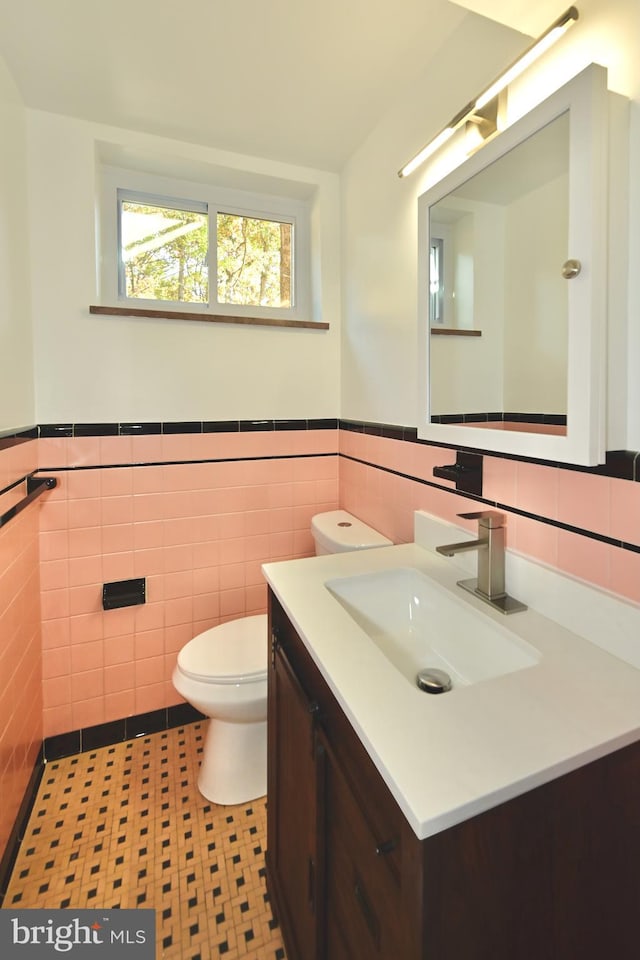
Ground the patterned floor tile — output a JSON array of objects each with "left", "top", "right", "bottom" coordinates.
[{"left": 3, "top": 723, "right": 286, "bottom": 960}]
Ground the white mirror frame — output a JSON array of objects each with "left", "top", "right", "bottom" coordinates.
[{"left": 417, "top": 64, "right": 608, "bottom": 466}]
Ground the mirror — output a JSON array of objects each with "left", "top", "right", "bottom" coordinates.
[
  {"left": 430, "top": 112, "right": 569, "bottom": 435},
  {"left": 417, "top": 64, "right": 608, "bottom": 466}
]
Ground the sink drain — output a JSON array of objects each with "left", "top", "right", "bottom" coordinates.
[{"left": 416, "top": 668, "right": 452, "bottom": 694}]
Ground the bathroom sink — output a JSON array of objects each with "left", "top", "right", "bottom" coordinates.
[{"left": 325, "top": 567, "right": 539, "bottom": 689}]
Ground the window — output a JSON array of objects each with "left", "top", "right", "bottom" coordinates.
[
  {"left": 100, "top": 168, "right": 312, "bottom": 323},
  {"left": 216, "top": 212, "right": 292, "bottom": 309},
  {"left": 119, "top": 195, "right": 209, "bottom": 304},
  {"left": 429, "top": 236, "right": 444, "bottom": 325}
]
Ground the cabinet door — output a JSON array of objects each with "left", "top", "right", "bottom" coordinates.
[
  {"left": 266, "top": 627, "right": 322, "bottom": 960},
  {"left": 322, "top": 731, "right": 409, "bottom": 960}
]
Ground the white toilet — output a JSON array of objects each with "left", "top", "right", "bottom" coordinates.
[{"left": 172, "top": 510, "right": 392, "bottom": 805}]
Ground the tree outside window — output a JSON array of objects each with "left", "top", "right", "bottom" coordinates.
[{"left": 120, "top": 198, "right": 293, "bottom": 309}]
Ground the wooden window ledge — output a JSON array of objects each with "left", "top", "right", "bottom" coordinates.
[
  {"left": 431, "top": 327, "right": 482, "bottom": 337},
  {"left": 431, "top": 327, "right": 481, "bottom": 337},
  {"left": 89, "top": 305, "right": 329, "bottom": 330}
]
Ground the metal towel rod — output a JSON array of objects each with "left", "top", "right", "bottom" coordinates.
[{"left": 0, "top": 476, "right": 57, "bottom": 530}]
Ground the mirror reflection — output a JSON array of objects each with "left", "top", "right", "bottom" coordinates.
[{"left": 429, "top": 110, "right": 570, "bottom": 436}]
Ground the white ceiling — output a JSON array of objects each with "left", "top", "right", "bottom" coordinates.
[{"left": 0, "top": 0, "right": 535, "bottom": 171}]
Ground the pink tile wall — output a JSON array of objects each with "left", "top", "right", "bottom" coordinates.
[
  {"left": 0, "top": 438, "right": 42, "bottom": 863},
  {"left": 3, "top": 420, "right": 639, "bottom": 793},
  {"left": 38, "top": 430, "right": 339, "bottom": 738},
  {"left": 339, "top": 431, "right": 640, "bottom": 606}
]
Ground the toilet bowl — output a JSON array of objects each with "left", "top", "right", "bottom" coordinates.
[
  {"left": 172, "top": 510, "right": 392, "bottom": 805},
  {"left": 172, "top": 614, "right": 268, "bottom": 805}
]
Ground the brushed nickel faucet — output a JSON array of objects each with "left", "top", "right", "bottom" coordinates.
[{"left": 436, "top": 511, "right": 527, "bottom": 615}]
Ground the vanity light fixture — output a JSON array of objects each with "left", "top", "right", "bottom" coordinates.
[{"left": 398, "top": 5, "right": 579, "bottom": 178}]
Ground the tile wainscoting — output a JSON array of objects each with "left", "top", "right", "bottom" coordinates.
[
  {"left": 338, "top": 421, "right": 640, "bottom": 605},
  {"left": 0, "top": 432, "right": 42, "bottom": 887},
  {"left": 34, "top": 422, "right": 339, "bottom": 740},
  {"left": 1, "top": 417, "right": 640, "bottom": 882}
]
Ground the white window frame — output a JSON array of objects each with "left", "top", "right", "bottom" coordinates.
[{"left": 99, "top": 166, "right": 312, "bottom": 323}]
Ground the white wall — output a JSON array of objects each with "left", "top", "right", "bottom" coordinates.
[
  {"left": 503, "top": 174, "right": 568, "bottom": 414},
  {"left": 341, "top": 0, "right": 640, "bottom": 449},
  {"left": 340, "top": 13, "right": 526, "bottom": 426},
  {"left": 26, "top": 112, "right": 341, "bottom": 424},
  {"left": 430, "top": 199, "right": 506, "bottom": 416},
  {"left": 0, "top": 58, "right": 35, "bottom": 432}
]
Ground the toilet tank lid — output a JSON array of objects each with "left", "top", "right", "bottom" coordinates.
[
  {"left": 311, "top": 510, "right": 392, "bottom": 550},
  {"left": 177, "top": 614, "right": 268, "bottom": 683}
]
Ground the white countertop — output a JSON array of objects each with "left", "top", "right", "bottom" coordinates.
[{"left": 262, "top": 524, "right": 640, "bottom": 840}]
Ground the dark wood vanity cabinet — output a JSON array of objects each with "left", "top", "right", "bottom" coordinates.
[
  {"left": 266, "top": 607, "right": 322, "bottom": 960},
  {"left": 267, "top": 590, "right": 421, "bottom": 960},
  {"left": 266, "top": 589, "right": 640, "bottom": 960}
]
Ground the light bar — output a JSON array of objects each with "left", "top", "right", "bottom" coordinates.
[{"left": 398, "top": 6, "right": 578, "bottom": 178}]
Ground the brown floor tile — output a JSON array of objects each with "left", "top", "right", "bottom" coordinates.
[{"left": 3, "top": 722, "right": 286, "bottom": 959}]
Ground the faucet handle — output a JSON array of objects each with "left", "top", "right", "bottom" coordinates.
[{"left": 457, "top": 510, "right": 505, "bottom": 529}]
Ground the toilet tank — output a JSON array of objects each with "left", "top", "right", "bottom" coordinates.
[{"left": 311, "top": 510, "right": 392, "bottom": 555}]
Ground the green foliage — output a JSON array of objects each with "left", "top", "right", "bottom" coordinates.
[
  {"left": 121, "top": 203, "right": 292, "bottom": 309},
  {"left": 217, "top": 213, "right": 292, "bottom": 308},
  {"left": 123, "top": 203, "right": 208, "bottom": 303}
]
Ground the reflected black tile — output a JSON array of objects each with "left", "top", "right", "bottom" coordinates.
[
  {"left": 464, "top": 413, "right": 489, "bottom": 423},
  {"left": 274, "top": 420, "right": 306, "bottom": 431},
  {"left": 74, "top": 423, "right": 119, "bottom": 437},
  {"left": 239, "top": 420, "right": 274, "bottom": 432},
  {"left": 309, "top": 418, "right": 338, "bottom": 430},
  {"left": 517, "top": 413, "right": 545, "bottom": 424},
  {"left": 82, "top": 720, "right": 126, "bottom": 752},
  {"left": 542, "top": 414, "right": 568, "bottom": 426},
  {"left": 44, "top": 731, "right": 81, "bottom": 762},
  {"left": 39, "top": 424, "right": 73, "bottom": 438},
  {"left": 162, "top": 421, "right": 202, "bottom": 434},
  {"left": 119, "top": 423, "right": 162, "bottom": 436},
  {"left": 203, "top": 421, "right": 239, "bottom": 433}
]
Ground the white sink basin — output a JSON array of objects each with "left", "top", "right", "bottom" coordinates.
[{"left": 325, "top": 567, "right": 539, "bottom": 690}]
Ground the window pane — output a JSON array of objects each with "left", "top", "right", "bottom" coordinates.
[
  {"left": 121, "top": 201, "right": 208, "bottom": 303},
  {"left": 217, "top": 213, "right": 292, "bottom": 308}
]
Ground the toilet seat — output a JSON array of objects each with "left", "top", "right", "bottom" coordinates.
[{"left": 177, "top": 614, "right": 268, "bottom": 684}]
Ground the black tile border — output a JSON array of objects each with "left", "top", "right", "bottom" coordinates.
[
  {"left": 163, "top": 421, "right": 202, "bottom": 434},
  {"left": 2, "top": 417, "right": 638, "bottom": 480},
  {"left": 431, "top": 412, "right": 568, "bottom": 426},
  {"left": 339, "top": 419, "right": 640, "bottom": 482},
  {"left": 39, "top": 424, "right": 73, "bottom": 438},
  {"left": 341, "top": 449, "right": 640, "bottom": 554},
  {"left": 0, "top": 427, "right": 38, "bottom": 451},
  {"left": 119, "top": 422, "right": 162, "bottom": 435},
  {"left": 42, "top": 703, "right": 205, "bottom": 763},
  {"left": 37, "top": 419, "right": 339, "bottom": 438},
  {"left": 74, "top": 423, "right": 119, "bottom": 437}
]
